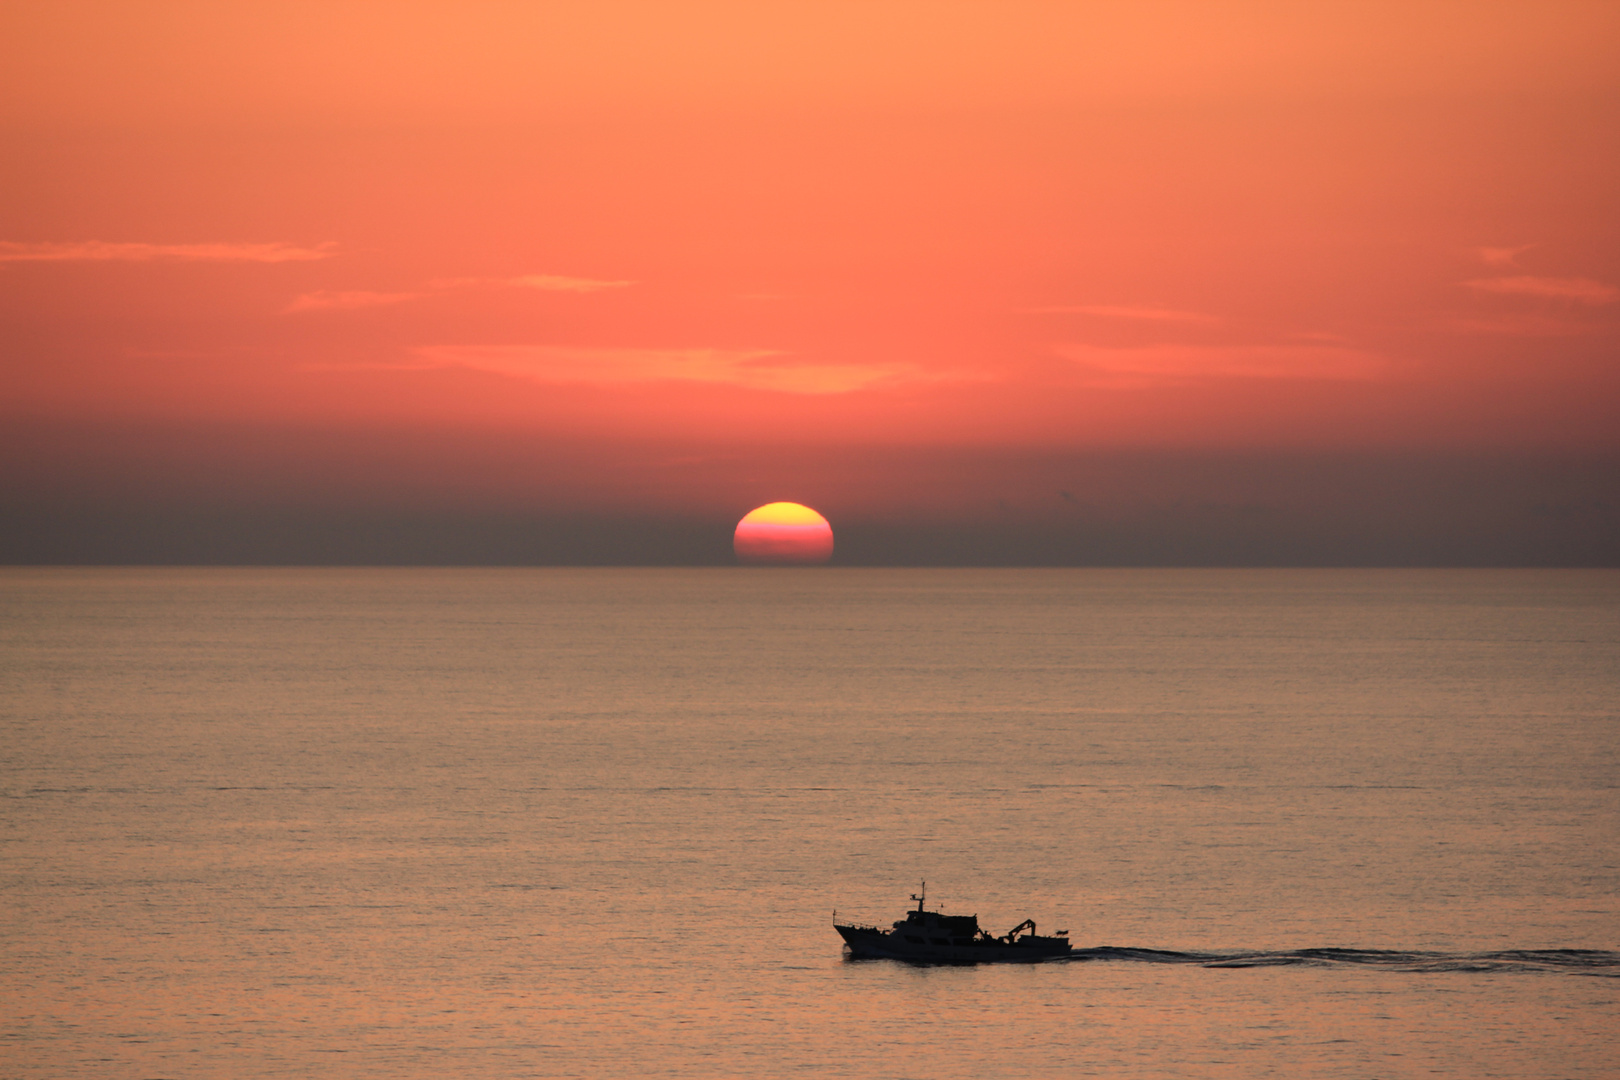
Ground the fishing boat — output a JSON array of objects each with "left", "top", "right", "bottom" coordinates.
[{"left": 834, "top": 883, "right": 1071, "bottom": 963}]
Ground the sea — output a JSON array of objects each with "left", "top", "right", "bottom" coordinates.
[{"left": 2, "top": 567, "right": 1617, "bottom": 1079}]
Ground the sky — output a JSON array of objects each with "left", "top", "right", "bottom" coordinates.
[{"left": 2, "top": 1, "right": 1618, "bottom": 563}]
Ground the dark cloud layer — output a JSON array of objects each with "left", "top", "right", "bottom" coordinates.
[{"left": 4, "top": 422, "right": 1613, "bottom": 566}]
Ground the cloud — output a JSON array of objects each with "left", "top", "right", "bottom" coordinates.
[
  {"left": 411, "top": 345, "right": 911, "bottom": 393},
  {"left": 283, "top": 272, "right": 630, "bottom": 314},
  {"left": 1055, "top": 343, "right": 1386, "bottom": 383},
  {"left": 285, "top": 290, "right": 420, "bottom": 313},
  {"left": 0, "top": 240, "right": 337, "bottom": 263},
  {"left": 1463, "top": 276, "right": 1619, "bottom": 304},
  {"left": 1475, "top": 245, "right": 1534, "bottom": 268},
  {"left": 429, "top": 274, "right": 633, "bottom": 292},
  {"left": 1430, "top": 314, "right": 1587, "bottom": 337},
  {"left": 507, "top": 274, "right": 632, "bottom": 292},
  {"left": 1028, "top": 304, "right": 1218, "bottom": 323}
]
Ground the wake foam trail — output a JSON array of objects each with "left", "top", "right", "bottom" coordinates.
[{"left": 1062, "top": 947, "right": 1620, "bottom": 977}]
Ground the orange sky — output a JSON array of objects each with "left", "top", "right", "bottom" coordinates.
[{"left": 2, "top": 2, "right": 1618, "bottom": 546}]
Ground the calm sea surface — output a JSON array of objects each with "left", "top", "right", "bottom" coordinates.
[{"left": 2, "top": 568, "right": 1617, "bottom": 1078}]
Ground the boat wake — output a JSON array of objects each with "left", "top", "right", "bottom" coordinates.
[{"left": 1059, "top": 947, "right": 1620, "bottom": 977}]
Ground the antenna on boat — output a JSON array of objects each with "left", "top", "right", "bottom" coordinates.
[{"left": 911, "top": 881, "right": 926, "bottom": 913}]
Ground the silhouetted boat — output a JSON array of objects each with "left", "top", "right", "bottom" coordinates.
[{"left": 834, "top": 883, "right": 1071, "bottom": 963}]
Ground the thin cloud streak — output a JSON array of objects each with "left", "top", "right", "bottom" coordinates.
[
  {"left": 1430, "top": 314, "right": 1589, "bottom": 337},
  {"left": 0, "top": 240, "right": 337, "bottom": 263},
  {"left": 429, "top": 274, "right": 633, "bottom": 292},
  {"left": 283, "top": 273, "right": 631, "bottom": 313},
  {"left": 1475, "top": 245, "right": 1535, "bottom": 268},
  {"left": 285, "top": 290, "right": 420, "bottom": 313},
  {"left": 411, "top": 345, "right": 912, "bottom": 394},
  {"left": 507, "top": 274, "right": 632, "bottom": 292},
  {"left": 1028, "top": 304, "right": 1219, "bottom": 323},
  {"left": 1463, "top": 276, "right": 1619, "bottom": 304},
  {"left": 1055, "top": 343, "right": 1387, "bottom": 383}
]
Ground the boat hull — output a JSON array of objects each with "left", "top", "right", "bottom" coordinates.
[{"left": 836, "top": 924, "right": 1070, "bottom": 964}]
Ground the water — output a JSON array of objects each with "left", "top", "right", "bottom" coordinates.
[{"left": 2, "top": 567, "right": 1617, "bottom": 1078}]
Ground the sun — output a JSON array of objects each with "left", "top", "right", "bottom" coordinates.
[{"left": 733, "top": 502, "right": 834, "bottom": 565}]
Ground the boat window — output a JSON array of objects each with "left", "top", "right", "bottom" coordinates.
[
  {"left": 904, "top": 935, "right": 924, "bottom": 944},
  {"left": 930, "top": 938, "right": 948, "bottom": 945}
]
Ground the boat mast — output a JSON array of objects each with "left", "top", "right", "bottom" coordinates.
[{"left": 911, "top": 881, "right": 926, "bottom": 913}]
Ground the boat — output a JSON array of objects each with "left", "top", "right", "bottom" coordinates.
[{"left": 834, "top": 883, "right": 1072, "bottom": 963}]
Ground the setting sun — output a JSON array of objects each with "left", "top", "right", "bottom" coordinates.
[{"left": 733, "top": 502, "right": 834, "bottom": 565}]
